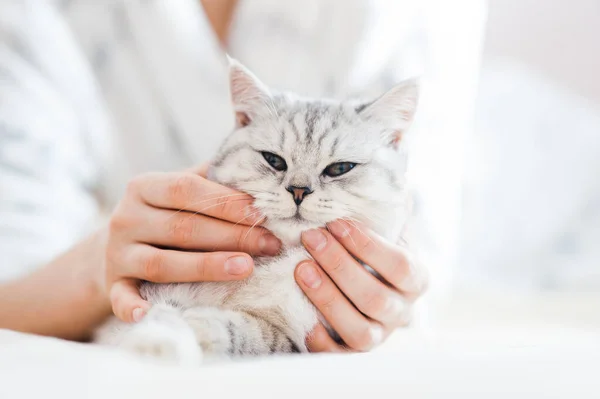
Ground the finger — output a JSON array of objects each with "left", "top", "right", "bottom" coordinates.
[
  {"left": 306, "top": 323, "right": 347, "bottom": 353},
  {"left": 295, "top": 261, "right": 384, "bottom": 352},
  {"left": 132, "top": 172, "right": 263, "bottom": 226},
  {"left": 109, "top": 279, "right": 150, "bottom": 323},
  {"left": 122, "top": 244, "right": 255, "bottom": 283},
  {"left": 186, "top": 162, "right": 210, "bottom": 177},
  {"left": 132, "top": 208, "right": 281, "bottom": 256},
  {"left": 301, "top": 229, "right": 411, "bottom": 326},
  {"left": 327, "top": 220, "right": 427, "bottom": 297}
]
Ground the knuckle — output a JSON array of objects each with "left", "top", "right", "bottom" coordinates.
[
  {"left": 108, "top": 202, "right": 142, "bottom": 237},
  {"left": 107, "top": 216, "right": 122, "bottom": 234},
  {"left": 125, "top": 173, "right": 153, "bottom": 196},
  {"left": 361, "top": 292, "right": 389, "bottom": 319},
  {"left": 317, "top": 293, "right": 337, "bottom": 318},
  {"left": 141, "top": 248, "right": 165, "bottom": 281},
  {"left": 108, "top": 209, "right": 132, "bottom": 234},
  {"left": 167, "top": 217, "right": 195, "bottom": 244},
  {"left": 349, "top": 324, "right": 377, "bottom": 352},
  {"left": 126, "top": 172, "right": 161, "bottom": 197},
  {"left": 168, "top": 175, "right": 196, "bottom": 204},
  {"left": 234, "top": 228, "right": 251, "bottom": 252},
  {"left": 358, "top": 237, "right": 377, "bottom": 257},
  {"left": 194, "top": 254, "right": 207, "bottom": 280},
  {"left": 329, "top": 253, "right": 346, "bottom": 274},
  {"left": 125, "top": 176, "right": 142, "bottom": 196},
  {"left": 215, "top": 196, "right": 233, "bottom": 218},
  {"left": 389, "top": 254, "right": 411, "bottom": 287}
]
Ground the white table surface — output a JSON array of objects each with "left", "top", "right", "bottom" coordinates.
[{"left": 1, "top": 293, "right": 599, "bottom": 399}]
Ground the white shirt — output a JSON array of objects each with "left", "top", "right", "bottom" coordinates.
[{"left": 0, "top": 0, "right": 486, "bottom": 283}]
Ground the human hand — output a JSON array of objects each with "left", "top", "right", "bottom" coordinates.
[
  {"left": 104, "top": 164, "right": 281, "bottom": 323},
  {"left": 295, "top": 220, "right": 427, "bottom": 352}
]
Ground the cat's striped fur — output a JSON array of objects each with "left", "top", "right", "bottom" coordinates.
[{"left": 93, "top": 59, "right": 419, "bottom": 364}]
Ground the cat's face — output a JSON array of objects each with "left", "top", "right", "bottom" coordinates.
[{"left": 210, "top": 60, "right": 419, "bottom": 244}]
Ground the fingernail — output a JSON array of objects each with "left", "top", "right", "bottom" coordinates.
[
  {"left": 258, "top": 234, "right": 281, "bottom": 256},
  {"left": 298, "top": 262, "right": 322, "bottom": 289},
  {"left": 245, "top": 206, "right": 264, "bottom": 224},
  {"left": 225, "top": 256, "right": 251, "bottom": 275},
  {"left": 132, "top": 307, "right": 146, "bottom": 323},
  {"left": 327, "top": 221, "right": 350, "bottom": 238},
  {"left": 302, "top": 229, "right": 327, "bottom": 251}
]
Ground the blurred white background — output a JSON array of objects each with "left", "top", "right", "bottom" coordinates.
[
  {"left": 485, "top": 0, "right": 600, "bottom": 104},
  {"left": 456, "top": 0, "right": 600, "bottom": 294}
]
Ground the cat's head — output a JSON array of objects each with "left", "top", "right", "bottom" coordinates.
[{"left": 210, "top": 59, "right": 419, "bottom": 245}]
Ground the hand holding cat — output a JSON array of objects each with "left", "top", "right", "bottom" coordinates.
[
  {"left": 296, "top": 221, "right": 427, "bottom": 352},
  {"left": 104, "top": 157, "right": 425, "bottom": 353},
  {"left": 104, "top": 166, "right": 282, "bottom": 323}
]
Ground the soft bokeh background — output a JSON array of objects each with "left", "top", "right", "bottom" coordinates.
[
  {"left": 456, "top": 0, "right": 600, "bottom": 295},
  {"left": 422, "top": 0, "right": 600, "bottom": 334}
]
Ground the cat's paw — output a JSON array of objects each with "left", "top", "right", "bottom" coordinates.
[
  {"left": 119, "top": 321, "right": 203, "bottom": 367},
  {"left": 183, "top": 308, "right": 234, "bottom": 359}
]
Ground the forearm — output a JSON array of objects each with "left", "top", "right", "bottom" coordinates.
[{"left": 0, "top": 229, "right": 112, "bottom": 341}]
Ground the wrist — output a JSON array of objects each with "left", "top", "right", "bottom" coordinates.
[
  {"left": 61, "top": 226, "right": 112, "bottom": 339},
  {"left": 82, "top": 226, "right": 111, "bottom": 315}
]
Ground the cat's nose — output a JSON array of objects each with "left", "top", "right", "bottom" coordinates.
[{"left": 286, "top": 186, "right": 313, "bottom": 205}]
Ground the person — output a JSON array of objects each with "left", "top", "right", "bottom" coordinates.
[{"left": 0, "top": 0, "right": 485, "bottom": 351}]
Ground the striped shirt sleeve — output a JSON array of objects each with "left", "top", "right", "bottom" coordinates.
[{"left": 0, "top": 1, "right": 103, "bottom": 281}]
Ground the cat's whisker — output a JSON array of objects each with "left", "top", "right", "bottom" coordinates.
[
  {"left": 209, "top": 210, "right": 266, "bottom": 250},
  {"left": 343, "top": 217, "right": 379, "bottom": 250},
  {"left": 334, "top": 219, "right": 358, "bottom": 249},
  {"left": 358, "top": 214, "right": 380, "bottom": 226},
  {"left": 339, "top": 203, "right": 383, "bottom": 226},
  {"left": 180, "top": 198, "right": 251, "bottom": 222},
  {"left": 210, "top": 209, "right": 266, "bottom": 254},
  {"left": 343, "top": 219, "right": 369, "bottom": 245},
  {"left": 167, "top": 193, "right": 250, "bottom": 220},
  {"left": 265, "top": 97, "right": 278, "bottom": 119},
  {"left": 240, "top": 216, "right": 264, "bottom": 248},
  {"left": 232, "top": 209, "right": 264, "bottom": 227}
]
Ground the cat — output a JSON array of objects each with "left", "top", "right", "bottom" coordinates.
[{"left": 93, "top": 58, "right": 419, "bottom": 365}]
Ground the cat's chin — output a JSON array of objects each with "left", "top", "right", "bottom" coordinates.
[{"left": 265, "top": 219, "right": 324, "bottom": 247}]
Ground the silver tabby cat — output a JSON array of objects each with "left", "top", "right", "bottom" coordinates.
[{"left": 94, "top": 59, "right": 419, "bottom": 365}]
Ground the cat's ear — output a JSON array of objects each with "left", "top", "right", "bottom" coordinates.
[
  {"left": 227, "top": 57, "right": 272, "bottom": 128},
  {"left": 359, "top": 78, "right": 419, "bottom": 149}
]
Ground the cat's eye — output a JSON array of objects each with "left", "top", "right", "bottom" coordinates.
[
  {"left": 261, "top": 151, "right": 288, "bottom": 171},
  {"left": 323, "top": 162, "right": 357, "bottom": 177}
]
